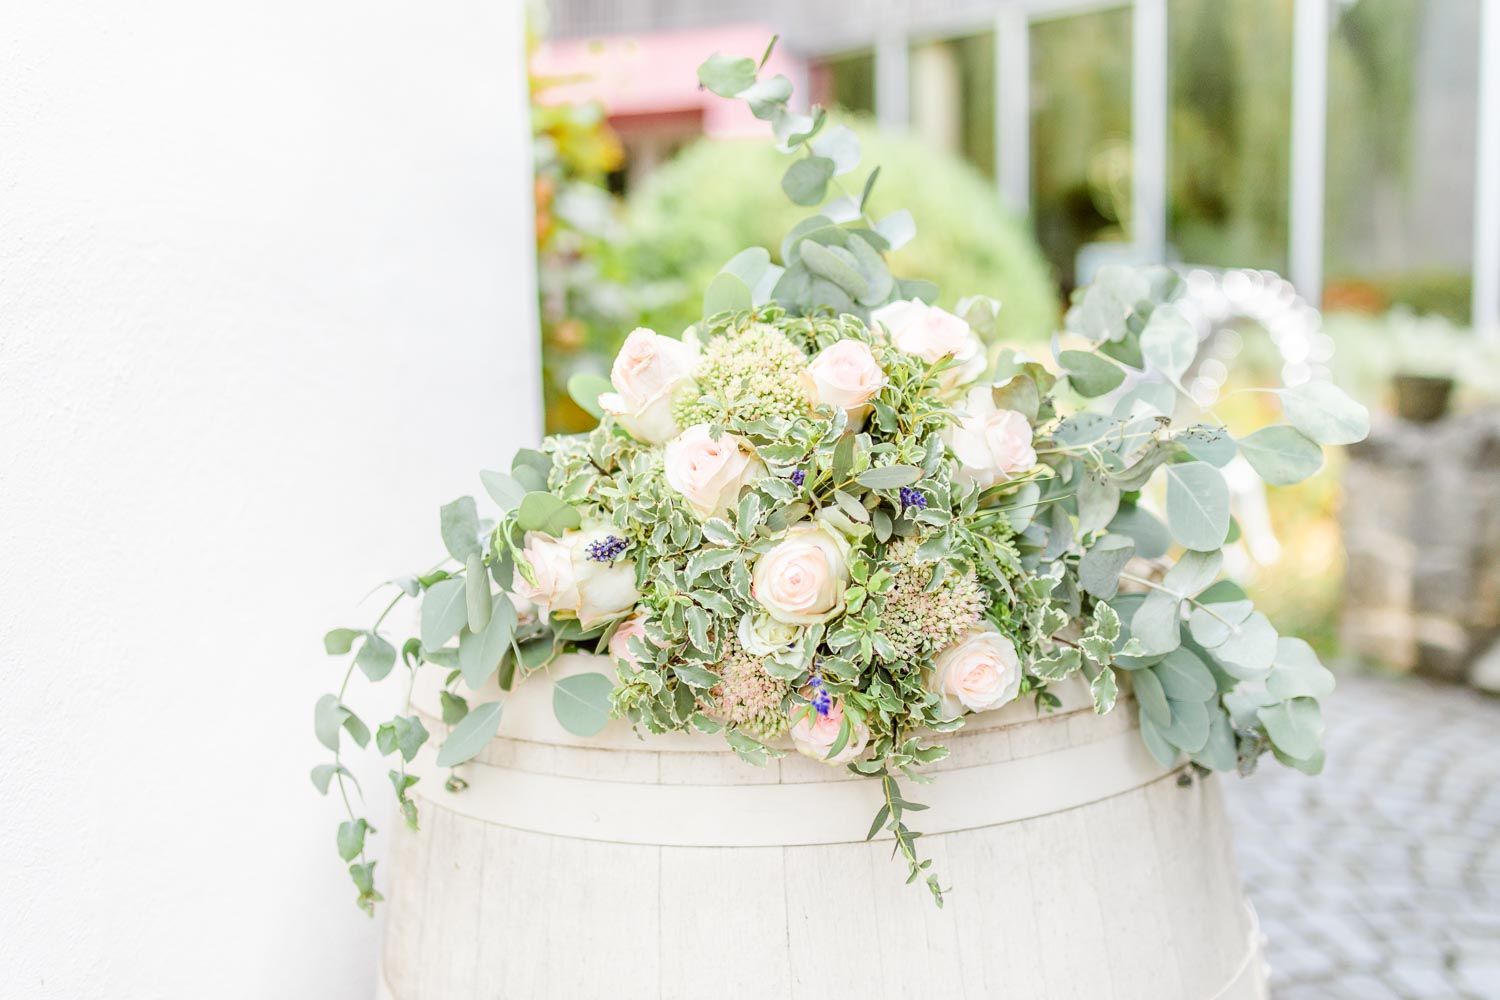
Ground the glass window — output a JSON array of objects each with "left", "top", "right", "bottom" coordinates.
[{"left": 910, "top": 33, "right": 997, "bottom": 179}]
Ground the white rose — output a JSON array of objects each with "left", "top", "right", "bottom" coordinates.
[
  {"left": 512, "top": 528, "right": 640, "bottom": 630},
  {"left": 788, "top": 698, "right": 870, "bottom": 764},
  {"left": 608, "top": 613, "right": 649, "bottom": 668},
  {"left": 944, "top": 386, "right": 1037, "bottom": 491},
  {"left": 872, "top": 299, "right": 987, "bottom": 392},
  {"left": 511, "top": 531, "right": 579, "bottom": 620},
  {"left": 751, "top": 522, "right": 851, "bottom": 625},
  {"left": 930, "top": 626, "right": 1023, "bottom": 718},
  {"left": 663, "top": 424, "right": 763, "bottom": 520},
  {"left": 804, "top": 339, "right": 886, "bottom": 422},
  {"left": 737, "top": 611, "right": 801, "bottom": 656},
  {"left": 598, "top": 327, "right": 699, "bottom": 444}
]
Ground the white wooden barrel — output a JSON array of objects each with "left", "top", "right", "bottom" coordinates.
[{"left": 378, "top": 655, "right": 1267, "bottom": 1000}]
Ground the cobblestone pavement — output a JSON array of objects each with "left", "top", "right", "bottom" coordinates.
[{"left": 1222, "top": 670, "right": 1500, "bottom": 1000}]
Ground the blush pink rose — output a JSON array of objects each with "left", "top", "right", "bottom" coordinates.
[
  {"left": 663, "top": 424, "right": 763, "bottom": 519},
  {"left": 598, "top": 327, "right": 698, "bottom": 444},
  {"left": 872, "top": 299, "right": 987, "bottom": 392},
  {"left": 608, "top": 614, "right": 648, "bottom": 668},
  {"left": 930, "top": 626, "right": 1023, "bottom": 718},
  {"left": 751, "top": 522, "right": 851, "bottom": 625},
  {"left": 788, "top": 698, "right": 870, "bottom": 764},
  {"left": 804, "top": 340, "right": 886, "bottom": 422},
  {"left": 511, "top": 528, "right": 640, "bottom": 630},
  {"left": 944, "top": 386, "right": 1037, "bottom": 491}
]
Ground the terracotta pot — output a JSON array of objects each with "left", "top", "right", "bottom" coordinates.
[{"left": 377, "top": 657, "right": 1267, "bottom": 1000}]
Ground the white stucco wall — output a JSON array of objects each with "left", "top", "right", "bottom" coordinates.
[{"left": 0, "top": 3, "right": 538, "bottom": 997}]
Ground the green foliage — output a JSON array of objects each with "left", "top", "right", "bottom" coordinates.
[{"left": 623, "top": 122, "right": 1057, "bottom": 345}]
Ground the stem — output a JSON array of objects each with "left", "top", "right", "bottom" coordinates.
[{"left": 1117, "top": 572, "right": 1240, "bottom": 631}]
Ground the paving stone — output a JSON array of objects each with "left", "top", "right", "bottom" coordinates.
[{"left": 1223, "top": 670, "right": 1500, "bottom": 997}]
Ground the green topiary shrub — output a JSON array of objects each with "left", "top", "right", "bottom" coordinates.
[{"left": 622, "top": 120, "right": 1060, "bottom": 345}]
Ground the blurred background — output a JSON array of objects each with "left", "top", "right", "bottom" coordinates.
[{"left": 529, "top": 1, "right": 1500, "bottom": 995}]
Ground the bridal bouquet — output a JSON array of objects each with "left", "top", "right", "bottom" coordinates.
[{"left": 315, "top": 43, "right": 1368, "bottom": 913}]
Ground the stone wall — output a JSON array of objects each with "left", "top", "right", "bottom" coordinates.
[{"left": 1339, "top": 409, "right": 1500, "bottom": 683}]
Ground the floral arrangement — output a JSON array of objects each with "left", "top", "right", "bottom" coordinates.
[{"left": 314, "top": 43, "right": 1369, "bottom": 913}]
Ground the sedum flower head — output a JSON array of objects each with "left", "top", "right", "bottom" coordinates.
[
  {"left": 673, "top": 323, "right": 811, "bottom": 427},
  {"left": 880, "top": 539, "right": 988, "bottom": 662},
  {"left": 706, "top": 636, "right": 791, "bottom": 739}
]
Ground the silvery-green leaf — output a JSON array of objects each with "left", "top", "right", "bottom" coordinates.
[
  {"left": 1113, "top": 382, "right": 1177, "bottom": 419},
  {"left": 458, "top": 594, "right": 517, "bottom": 691},
  {"left": 810, "top": 124, "right": 860, "bottom": 174},
  {"left": 856, "top": 464, "right": 922, "bottom": 489},
  {"left": 993, "top": 374, "right": 1041, "bottom": 423},
  {"left": 875, "top": 210, "right": 916, "bottom": 251},
  {"left": 354, "top": 633, "right": 396, "bottom": 682},
  {"left": 1152, "top": 647, "right": 1216, "bottom": 701},
  {"left": 479, "top": 470, "right": 527, "bottom": 513},
  {"left": 846, "top": 233, "right": 894, "bottom": 305},
  {"left": 1003, "top": 481, "right": 1042, "bottom": 533},
  {"left": 464, "top": 554, "right": 491, "bottom": 634},
  {"left": 1138, "top": 711, "right": 1180, "bottom": 768},
  {"left": 1187, "top": 599, "right": 1254, "bottom": 647},
  {"left": 799, "top": 241, "right": 868, "bottom": 298},
  {"left": 1164, "top": 462, "right": 1230, "bottom": 551},
  {"left": 1161, "top": 697, "right": 1211, "bottom": 752},
  {"left": 1140, "top": 304, "right": 1196, "bottom": 382},
  {"left": 1077, "top": 471, "right": 1121, "bottom": 534},
  {"left": 782, "top": 156, "right": 835, "bottom": 206},
  {"left": 516, "top": 492, "right": 581, "bottom": 536},
  {"left": 1107, "top": 504, "right": 1170, "bottom": 560},
  {"left": 739, "top": 73, "right": 792, "bottom": 117},
  {"left": 324, "top": 628, "right": 361, "bottom": 655},
  {"left": 1277, "top": 381, "right": 1370, "bottom": 446},
  {"left": 1059, "top": 350, "right": 1125, "bottom": 397},
  {"left": 337, "top": 819, "right": 369, "bottom": 863},
  {"left": 566, "top": 373, "right": 612, "bottom": 420},
  {"left": 1257, "top": 697, "right": 1323, "bottom": 760},
  {"left": 552, "top": 673, "right": 615, "bottom": 737},
  {"left": 314, "top": 694, "right": 350, "bottom": 752},
  {"left": 435, "top": 700, "right": 504, "bottom": 767},
  {"left": 439, "top": 496, "right": 481, "bottom": 562},
  {"left": 1131, "top": 667, "right": 1171, "bottom": 728},
  {"left": 1274, "top": 743, "right": 1326, "bottom": 775},
  {"left": 1190, "top": 709, "right": 1237, "bottom": 772},
  {"left": 696, "top": 54, "right": 757, "bottom": 97},
  {"left": 1266, "top": 637, "right": 1336, "bottom": 699},
  {"left": 310, "top": 763, "right": 354, "bottom": 796},
  {"left": 1066, "top": 266, "right": 1149, "bottom": 343},
  {"left": 1175, "top": 425, "right": 1236, "bottom": 467},
  {"left": 420, "top": 577, "right": 469, "bottom": 650},
  {"left": 1080, "top": 534, "right": 1135, "bottom": 599},
  {"left": 1214, "top": 611, "right": 1277, "bottom": 679},
  {"left": 1237, "top": 425, "right": 1324, "bottom": 485},
  {"left": 1162, "top": 549, "right": 1221, "bottom": 599},
  {"left": 703, "top": 271, "right": 752, "bottom": 318},
  {"left": 1130, "top": 590, "right": 1182, "bottom": 656}
]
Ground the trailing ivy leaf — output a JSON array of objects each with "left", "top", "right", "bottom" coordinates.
[
  {"left": 674, "top": 662, "right": 721, "bottom": 689},
  {"left": 1032, "top": 647, "right": 1082, "bottom": 681},
  {"left": 1059, "top": 350, "right": 1125, "bottom": 397},
  {"left": 685, "top": 605, "right": 712, "bottom": 654},
  {"left": 324, "top": 628, "right": 361, "bottom": 655},
  {"left": 566, "top": 373, "right": 612, "bottom": 419},
  {"left": 517, "top": 492, "right": 581, "bottom": 536},
  {"left": 552, "top": 673, "right": 615, "bottom": 737},
  {"left": 354, "top": 633, "right": 396, "bottom": 683},
  {"left": 782, "top": 156, "right": 835, "bottom": 206},
  {"left": 1079, "top": 534, "right": 1134, "bottom": 599},
  {"left": 439, "top": 496, "right": 481, "bottom": 562},
  {"left": 310, "top": 763, "right": 355, "bottom": 795},
  {"left": 479, "top": 469, "right": 527, "bottom": 512},
  {"left": 337, "top": 819, "right": 370, "bottom": 862},
  {"left": 856, "top": 464, "right": 922, "bottom": 489},
  {"left": 1089, "top": 666, "right": 1118, "bottom": 714},
  {"left": 440, "top": 690, "right": 469, "bottom": 725},
  {"left": 1257, "top": 697, "right": 1323, "bottom": 760},
  {"left": 1164, "top": 461, "right": 1230, "bottom": 551},
  {"left": 435, "top": 700, "right": 504, "bottom": 767},
  {"left": 1237, "top": 425, "right": 1324, "bottom": 485},
  {"left": 1277, "top": 381, "right": 1370, "bottom": 446},
  {"left": 420, "top": 577, "right": 468, "bottom": 651},
  {"left": 697, "top": 53, "right": 757, "bottom": 97}
]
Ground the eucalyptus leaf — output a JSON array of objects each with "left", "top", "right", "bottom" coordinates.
[
  {"left": 1257, "top": 697, "right": 1323, "bottom": 760},
  {"left": 1131, "top": 667, "right": 1171, "bottom": 728},
  {"left": 1278, "top": 381, "right": 1370, "bottom": 446},
  {"left": 703, "top": 271, "right": 752, "bottom": 318},
  {"left": 1059, "top": 350, "right": 1125, "bottom": 397},
  {"left": 324, "top": 628, "right": 361, "bottom": 655},
  {"left": 1130, "top": 590, "right": 1182, "bottom": 656},
  {"left": 1213, "top": 611, "right": 1277, "bottom": 679},
  {"left": 1152, "top": 647, "right": 1216, "bottom": 701},
  {"left": 420, "top": 578, "right": 469, "bottom": 651},
  {"left": 1080, "top": 534, "right": 1135, "bottom": 599},
  {"left": 464, "top": 554, "right": 491, "bottom": 634},
  {"left": 1140, "top": 304, "right": 1196, "bottom": 382},
  {"left": 1237, "top": 425, "right": 1324, "bottom": 485},
  {"left": 856, "top": 465, "right": 922, "bottom": 489},
  {"left": 875, "top": 210, "right": 916, "bottom": 251},
  {"left": 439, "top": 496, "right": 481, "bottom": 562},
  {"left": 479, "top": 469, "right": 527, "bottom": 512},
  {"left": 697, "top": 53, "right": 757, "bottom": 97},
  {"left": 1106, "top": 504, "right": 1170, "bottom": 560},
  {"left": 435, "top": 700, "right": 504, "bottom": 767},
  {"left": 1138, "top": 711, "right": 1180, "bottom": 769},
  {"left": 1160, "top": 697, "right": 1211, "bottom": 753},
  {"left": 517, "top": 492, "right": 581, "bottom": 536},
  {"left": 1188, "top": 600, "right": 1254, "bottom": 647},
  {"left": 1162, "top": 549, "right": 1221, "bottom": 599},
  {"left": 1190, "top": 709, "right": 1238, "bottom": 772},
  {"left": 354, "top": 633, "right": 396, "bottom": 683},
  {"left": 566, "top": 373, "right": 612, "bottom": 419},
  {"left": 1164, "top": 462, "right": 1230, "bottom": 551},
  {"left": 1266, "top": 637, "right": 1336, "bottom": 699},
  {"left": 552, "top": 672, "right": 615, "bottom": 737},
  {"left": 782, "top": 156, "right": 835, "bottom": 206},
  {"left": 458, "top": 594, "right": 518, "bottom": 690}
]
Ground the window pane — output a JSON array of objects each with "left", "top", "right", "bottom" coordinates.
[
  {"left": 911, "top": 33, "right": 997, "bottom": 179},
  {"left": 1324, "top": 0, "right": 1480, "bottom": 322}
]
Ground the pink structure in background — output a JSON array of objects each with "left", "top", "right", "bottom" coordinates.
[{"left": 534, "top": 25, "right": 808, "bottom": 187}]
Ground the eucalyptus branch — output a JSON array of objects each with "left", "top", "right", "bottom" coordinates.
[{"left": 1118, "top": 571, "right": 1240, "bottom": 631}]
